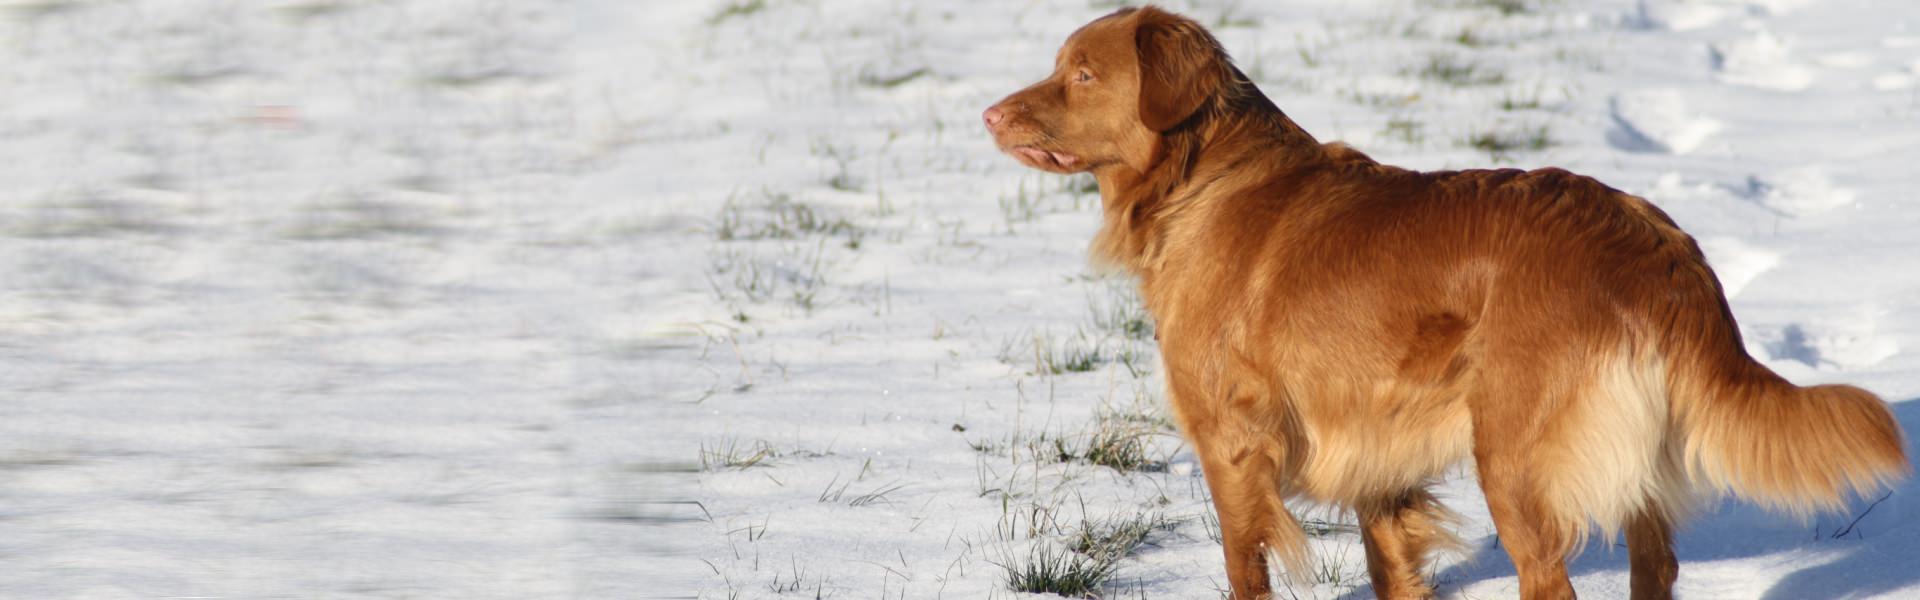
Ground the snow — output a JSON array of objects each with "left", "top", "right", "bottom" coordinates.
[
  {"left": 1, "top": 0, "right": 1915, "bottom": 598},
  {"left": 1608, "top": 89, "right": 1721, "bottom": 154}
]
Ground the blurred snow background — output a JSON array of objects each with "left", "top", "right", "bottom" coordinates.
[{"left": 1, "top": 0, "right": 1917, "bottom": 598}]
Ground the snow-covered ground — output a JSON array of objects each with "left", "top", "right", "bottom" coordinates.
[{"left": 2, "top": 0, "right": 1916, "bottom": 598}]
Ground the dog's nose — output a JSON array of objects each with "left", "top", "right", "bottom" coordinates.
[{"left": 983, "top": 106, "right": 1005, "bottom": 129}]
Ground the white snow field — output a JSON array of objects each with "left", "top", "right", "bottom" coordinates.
[{"left": 2, "top": 0, "right": 1916, "bottom": 598}]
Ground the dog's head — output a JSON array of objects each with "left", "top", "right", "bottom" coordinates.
[{"left": 982, "top": 6, "right": 1231, "bottom": 174}]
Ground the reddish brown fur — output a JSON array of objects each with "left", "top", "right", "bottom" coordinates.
[{"left": 983, "top": 6, "right": 1910, "bottom": 600}]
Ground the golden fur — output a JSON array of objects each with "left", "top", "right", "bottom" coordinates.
[{"left": 982, "top": 6, "right": 1910, "bottom": 600}]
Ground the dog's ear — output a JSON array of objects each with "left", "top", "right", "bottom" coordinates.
[{"left": 1133, "top": 6, "right": 1223, "bottom": 132}]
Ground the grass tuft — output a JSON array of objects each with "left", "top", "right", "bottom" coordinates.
[
  {"left": 1463, "top": 123, "right": 1554, "bottom": 161},
  {"left": 973, "top": 400, "right": 1172, "bottom": 473},
  {"left": 811, "top": 140, "right": 863, "bottom": 192},
  {"left": 857, "top": 67, "right": 929, "bottom": 88},
  {"left": 994, "top": 512, "right": 1163, "bottom": 597},
  {"left": 707, "top": 241, "right": 832, "bottom": 312},
  {"left": 1088, "top": 284, "right": 1154, "bottom": 342},
  {"left": 1471, "top": 0, "right": 1535, "bottom": 16},
  {"left": 700, "top": 439, "right": 777, "bottom": 471},
  {"left": 1454, "top": 27, "right": 1489, "bottom": 48},
  {"left": 1063, "top": 417, "right": 1158, "bottom": 471},
  {"left": 818, "top": 474, "right": 907, "bottom": 507},
  {"left": 1001, "top": 541, "right": 1118, "bottom": 597},
  {"left": 999, "top": 330, "right": 1111, "bottom": 375},
  {"left": 1381, "top": 117, "right": 1425, "bottom": 144},
  {"left": 706, "top": 0, "right": 767, "bottom": 25},
  {"left": 998, "top": 180, "right": 1043, "bottom": 231},
  {"left": 1070, "top": 513, "right": 1162, "bottom": 560},
  {"left": 1499, "top": 90, "right": 1546, "bottom": 111},
  {"left": 1414, "top": 54, "right": 1506, "bottom": 87},
  {"left": 713, "top": 190, "right": 863, "bottom": 245}
]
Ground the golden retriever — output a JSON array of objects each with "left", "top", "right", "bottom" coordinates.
[{"left": 982, "top": 6, "right": 1908, "bottom": 599}]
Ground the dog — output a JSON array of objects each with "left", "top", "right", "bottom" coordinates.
[{"left": 982, "top": 6, "right": 1908, "bottom": 599}]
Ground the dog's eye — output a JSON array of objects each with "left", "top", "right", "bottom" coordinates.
[{"left": 1075, "top": 69, "right": 1094, "bottom": 83}]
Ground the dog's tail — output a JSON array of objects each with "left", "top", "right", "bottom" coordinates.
[{"left": 1671, "top": 348, "right": 1909, "bottom": 515}]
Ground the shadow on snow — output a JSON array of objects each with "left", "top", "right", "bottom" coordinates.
[{"left": 1335, "top": 396, "right": 1920, "bottom": 600}]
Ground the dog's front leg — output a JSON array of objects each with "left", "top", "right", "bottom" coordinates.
[{"left": 1174, "top": 376, "right": 1308, "bottom": 600}]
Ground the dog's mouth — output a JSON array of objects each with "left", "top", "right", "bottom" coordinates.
[{"left": 1008, "top": 145, "right": 1081, "bottom": 171}]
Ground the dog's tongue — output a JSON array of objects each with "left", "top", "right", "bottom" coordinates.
[{"left": 1050, "top": 152, "right": 1079, "bottom": 167}]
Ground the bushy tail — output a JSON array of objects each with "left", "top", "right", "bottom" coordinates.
[{"left": 1677, "top": 361, "right": 1910, "bottom": 515}]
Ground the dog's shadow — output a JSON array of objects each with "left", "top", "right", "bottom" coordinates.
[{"left": 1336, "top": 397, "right": 1920, "bottom": 600}]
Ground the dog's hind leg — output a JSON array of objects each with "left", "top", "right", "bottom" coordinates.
[
  {"left": 1467, "top": 362, "right": 1580, "bottom": 600},
  {"left": 1475, "top": 450, "right": 1578, "bottom": 600},
  {"left": 1357, "top": 487, "right": 1461, "bottom": 599},
  {"left": 1625, "top": 506, "right": 1678, "bottom": 600}
]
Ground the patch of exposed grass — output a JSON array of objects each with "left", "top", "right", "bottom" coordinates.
[
  {"left": 706, "top": 241, "right": 832, "bottom": 312},
  {"left": 1297, "top": 44, "right": 1321, "bottom": 68},
  {"left": 1070, "top": 513, "right": 1163, "bottom": 560},
  {"left": 1059, "top": 417, "right": 1158, "bottom": 471},
  {"left": 996, "top": 321, "right": 1155, "bottom": 377},
  {"left": 972, "top": 405, "right": 1171, "bottom": 473},
  {"left": 1087, "top": 284, "right": 1154, "bottom": 342},
  {"left": 857, "top": 66, "right": 929, "bottom": 88},
  {"left": 818, "top": 474, "right": 906, "bottom": 507},
  {"left": 713, "top": 190, "right": 863, "bottom": 246},
  {"left": 1001, "top": 541, "right": 1118, "bottom": 597},
  {"left": 1424, "top": 0, "right": 1543, "bottom": 15},
  {"left": 1068, "top": 173, "right": 1100, "bottom": 197},
  {"left": 1, "top": 0, "right": 82, "bottom": 20},
  {"left": 1342, "top": 88, "right": 1422, "bottom": 108},
  {"left": 1195, "top": 508, "right": 1358, "bottom": 546},
  {"left": 999, "top": 330, "right": 1110, "bottom": 375},
  {"left": 1200, "top": 509, "right": 1224, "bottom": 544},
  {"left": 1212, "top": 5, "right": 1258, "bottom": 29},
  {"left": 1500, "top": 90, "right": 1545, "bottom": 111},
  {"left": 700, "top": 439, "right": 776, "bottom": 470},
  {"left": 765, "top": 556, "right": 827, "bottom": 596},
  {"left": 811, "top": 140, "right": 863, "bottom": 192},
  {"left": 1463, "top": 123, "right": 1554, "bottom": 160},
  {"left": 1454, "top": 27, "right": 1490, "bottom": 48},
  {"left": 1310, "top": 542, "right": 1363, "bottom": 586},
  {"left": 272, "top": 0, "right": 353, "bottom": 20},
  {"left": 1469, "top": 0, "right": 1536, "bottom": 16},
  {"left": 993, "top": 510, "right": 1166, "bottom": 597},
  {"left": 1414, "top": 54, "right": 1506, "bottom": 87},
  {"left": 706, "top": 0, "right": 767, "bottom": 25},
  {"left": 0, "top": 451, "right": 85, "bottom": 470},
  {"left": 998, "top": 181, "right": 1043, "bottom": 231},
  {"left": 1381, "top": 116, "right": 1426, "bottom": 144}
]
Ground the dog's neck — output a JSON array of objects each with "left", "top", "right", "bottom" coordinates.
[{"left": 1089, "top": 83, "right": 1323, "bottom": 279}]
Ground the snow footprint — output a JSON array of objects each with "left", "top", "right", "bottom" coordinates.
[
  {"left": 1625, "top": 1, "right": 1732, "bottom": 31},
  {"left": 1738, "top": 166, "right": 1856, "bottom": 217},
  {"left": 1607, "top": 90, "right": 1722, "bottom": 154},
  {"left": 1696, "top": 237, "right": 1778, "bottom": 298},
  {"left": 1711, "top": 29, "right": 1814, "bottom": 92},
  {"left": 1756, "top": 311, "right": 1899, "bottom": 371},
  {"left": 1740, "top": 0, "right": 1814, "bottom": 16},
  {"left": 1870, "top": 58, "right": 1920, "bottom": 91},
  {"left": 1629, "top": 0, "right": 1809, "bottom": 31}
]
